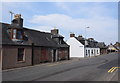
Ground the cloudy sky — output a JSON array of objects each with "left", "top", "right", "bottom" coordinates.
[{"left": 1, "top": 2, "right": 118, "bottom": 44}]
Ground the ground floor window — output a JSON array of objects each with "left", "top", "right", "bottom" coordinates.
[
  {"left": 86, "top": 50, "right": 87, "bottom": 55},
  {"left": 97, "top": 50, "right": 99, "bottom": 54},
  {"left": 18, "top": 48, "right": 25, "bottom": 61},
  {"left": 91, "top": 50, "right": 93, "bottom": 54},
  {"left": 94, "top": 49, "right": 96, "bottom": 55},
  {"left": 88, "top": 50, "right": 90, "bottom": 56}
]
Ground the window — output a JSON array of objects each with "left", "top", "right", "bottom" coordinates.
[
  {"left": 88, "top": 50, "right": 90, "bottom": 55},
  {"left": 18, "top": 48, "right": 25, "bottom": 61},
  {"left": 59, "top": 39, "right": 62, "bottom": 44},
  {"left": 97, "top": 50, "right": 99, "bottom": 54},
  {"left": 13, "top": 29, "right": 17, "bottom": 39},
  {"left": 12, "top": 29, "right": 23, "bottom": 40},
  {"left": 16, "top": 30, "right": 22, "bottom": 39},
  {"left": 94, "top": 49, "right": 96, "bottom": 54},
  {"left": 86, "top": 50, "right": 87, "bottom": 55},
  {"left": 91, "top": 50, "right": 93, "bottom": 54}
]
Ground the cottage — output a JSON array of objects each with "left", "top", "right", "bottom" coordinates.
[
  {"left": 96, "top": 42, "right": 107, "bottom": 54},
  {"left": 66, "top": 33, "right": 100, "bottom": 58},
  {"left": 114, "top": 42, "right": 120, "bottom": 51},
  {"left": 0, "top": 14, "right": 69, "bottom": 70},
  {"left": 107, "top": 43, "right": 119, "bottom": 53}
]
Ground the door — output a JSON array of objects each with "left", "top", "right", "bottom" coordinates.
[
  {"left": 53, "top": 49, "right": 56, "bottom": 62},
  {"left": 41, "top": 48, "right": 47, "bottom": 62}
]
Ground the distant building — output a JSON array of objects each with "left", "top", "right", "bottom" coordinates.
[
  {"left": 96, "top": 42, "right": 107, "bottom": 54},
  {"left": 66, "top": 33, "right": 100, "bottom": 58},
  {"left": 107, "top": 43, "right": 120, "bottom": 53},
  {"left": 0, "top": 14, "right": 69, "bottom": 70},
  {"left": 114, "top": 42, "right": 120, "bottom": 51}
]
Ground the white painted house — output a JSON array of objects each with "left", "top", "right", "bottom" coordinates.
[{"left": 66, "top": 34, "right": 100, "bottom": 58}]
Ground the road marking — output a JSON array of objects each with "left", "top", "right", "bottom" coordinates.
[
  {"left": 108, "top": 67, "right": 115, "bottom": 73},
  {"left": 108, "top": 67, "right": 120, "bottom": 73}
]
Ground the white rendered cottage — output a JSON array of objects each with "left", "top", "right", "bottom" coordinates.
[{"left": 66, "top": 34, "right": 100, "bottom": 58}]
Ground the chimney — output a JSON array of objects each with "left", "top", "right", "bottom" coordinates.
[
  {"left": 78, "top": 35, "right": 83, "bottom": 38},
  {"left": 70, "top": 33, "right": 75, "bottom": 37},
  {"left": 12, "top": 14, "right": 23, "bottom": 27},
  {"left": 88, "top": 38, "right": 94, "bottom": 41},
  {"left": 51, "top": 28, "right": 59, "bottom": 35}
]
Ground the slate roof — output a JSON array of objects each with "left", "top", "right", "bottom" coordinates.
[
  {"left": 75, "top": 36, "right": 106, "bottom": 48},
  {"left": 96, "top": 42, "right": 107, "bottom": 49},
  {"left": 52, "top": 34, "right": 64, "bottom": 38},
  {"left": 75, "top": 37, "right": 85, "bottom": 45},
  {"left": 1, "top": 22, "right": 69, "bottom": 48},
  {"left": 107, "top": 44, "right": 120, "bottom": 51}
]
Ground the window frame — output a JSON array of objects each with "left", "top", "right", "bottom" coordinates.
[
  {"left": 86, "top": 50, "right": 87, "bottom": 55},
  {"left": 91, "top": 49, "right": 93, "bottom": 54},
  {"left": 12, "top": 29, "right": 17, "bottom": 39},
  {"left": 17, "top": 48, "right": 25, "bottom": 62}
]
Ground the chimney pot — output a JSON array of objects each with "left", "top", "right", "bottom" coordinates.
[
  {"left": 51, "top": 29, "right": 59, "bottom": 35},
  {"left": 70, "top": 33, "right": 75, "bottom": 37}
]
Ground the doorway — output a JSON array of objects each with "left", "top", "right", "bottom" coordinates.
[{"left": 53, "top": 49, "right": 56, "bottom": 62}]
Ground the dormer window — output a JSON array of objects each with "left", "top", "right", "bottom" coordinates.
[
  {"left": 8, "top": 14, "right": 25, "bottom": 42},
  {"left": 10, "top": 29, "right": 23, "bottom": 41},
  {"left": 13, "top": 29, "right": 17, "bottom": 39},
  {"left": 59, "top": 39, "right": 61, "bottom": 44},
  {"left": 17, "top": 30, "right": 23, "bottom": 39}
]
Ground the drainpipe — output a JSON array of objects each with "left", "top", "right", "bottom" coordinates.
[
  {"left": 68, "top": 47, "right": 70, "bottom": 60},
  {"left": 31, "top": 43, "right": 34, "bottom": 65}
]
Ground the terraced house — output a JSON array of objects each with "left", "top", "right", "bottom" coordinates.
[
  {"left": 0, "top": 14, "right": 69, "bottom": 70},
  {"left": 67, "top": 33, "right": 107, "bottom": 58}
]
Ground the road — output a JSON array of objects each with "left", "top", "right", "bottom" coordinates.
[{"left": 2, "top": 52, "right": 120, "bottom": 82}]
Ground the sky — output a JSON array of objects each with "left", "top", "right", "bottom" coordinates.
[{"left": 1, "top": 2, "right": 118, "bottom": 45}]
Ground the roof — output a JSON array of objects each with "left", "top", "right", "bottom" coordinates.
[
  {"left": 75, "top": 36, "right": 107, "bottom": 48},
  {"left": 96, "top": 42, "right": 107, "bottom": 49},
  {"left": 75, "top": 37, "right": 85, "bottom": 45},
  {"left": 108, "top": 44, "right": 120, "bottom": 51},
  {"left": 1, "top": 23, "right": 69, "bottom": 48},
  {"left": 52, "top": 34, "right": 64, "bottom": 38},
  {"left": 75, "top": 37, "right": 98, "bottom": 48}
]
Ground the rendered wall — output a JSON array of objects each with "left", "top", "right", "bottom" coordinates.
[{"left": 67, "top": 37, "right": 84, "bottom": 58}]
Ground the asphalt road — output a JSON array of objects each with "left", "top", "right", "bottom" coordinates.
[{"left": 2, "top": 52, "right": 119, "bottom": 81}]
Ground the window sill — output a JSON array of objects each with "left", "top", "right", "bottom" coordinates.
[{"left": 17, "top": 61, "right": 26, "bottom": 63}]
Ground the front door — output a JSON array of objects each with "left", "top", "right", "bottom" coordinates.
[{"left": 41, "top": 48, "right": 47, "bottom": 62}]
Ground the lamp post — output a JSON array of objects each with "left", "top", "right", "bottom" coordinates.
[
  {"left": 85, "top": 26, "right": 90, "bottom": 46},
  {"left": 9, "top": 11, "right": 14, "bottom": 23}
]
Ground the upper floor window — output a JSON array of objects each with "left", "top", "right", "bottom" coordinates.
[
  {"left": 59, "top": 39, "right": 62, "bottom": 44},
  {"left": 13, "top": 29, "right": 17, "bottom": 39},
  {"left": 12, "top": 29, "right": 23, "bottom": 40},
  {"left": 16, "top": 30, "right": 23, "bottom": 39}
]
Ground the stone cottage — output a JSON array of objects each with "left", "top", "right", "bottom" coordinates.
[{"left": 0, "top": 14, "right": 69, "bottom": 70}]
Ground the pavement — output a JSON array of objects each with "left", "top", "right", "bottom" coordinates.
[{"left": 2, "top": 52, "right": 120, "bottom": 82}]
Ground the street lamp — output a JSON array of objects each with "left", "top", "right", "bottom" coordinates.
[
  {"left": 85, "top": 26, "right": 90, "bottom": 46},
  {"left": 9, "top": 11, "right": 14, "bottom": 23}
]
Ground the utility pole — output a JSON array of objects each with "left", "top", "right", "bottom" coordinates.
[
  {"left": 9, "top": 11, "right": 14, "bottom": 23},
  {"left": 85, "top": 27, "right": 90, "bottom": 39},
  {"left": 84, "top": 26, "right": 90, "bottom": 57},
  {"left": 85, "top": 26, "right": 90, "bottom": 46}
]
